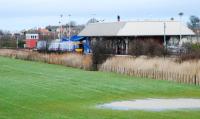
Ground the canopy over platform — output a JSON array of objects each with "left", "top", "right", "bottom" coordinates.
[
  {"left": 62, "top": 35, "right": 86, "bottom": 42},
  {"left": 70, "top": 35, "right": 85, "bottom": 41}
]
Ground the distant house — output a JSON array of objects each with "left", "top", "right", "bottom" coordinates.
[
  {"left": 79, "top": 21, "right": 195, "bottom": 55},
  {"left": 25, "top": 34, "right": 39, "bottom": 49},
  {"left": 38, "top": 28, "right": 51, "bottom": 36}
]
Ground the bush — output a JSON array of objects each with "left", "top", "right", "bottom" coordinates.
[
  {"left": 179, "top": 43, "right": 200, "bottom": 61},
  {"left": 191, "top": 43, "right": 200, "bottom": 50},
  {"left": 18, "top": 40, "right": 25, "bottom": 48},
  {"left": 91, "top": 40, "right": 112, "bottom": 70},
  {"left": 129, "top": 40, "right": 166, "bottom": 57},
  {"left": 130, "top": 40, "right": 144, "bottom": 56}
]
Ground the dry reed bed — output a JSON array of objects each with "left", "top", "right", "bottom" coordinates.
[
  {"left": 100, "top": 56, "right": 200, "bottom": 85},
  {"left": 0, "top": 49, "right": 92, "bottom": 70}
]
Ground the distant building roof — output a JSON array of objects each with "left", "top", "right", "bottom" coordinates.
[
  {"left": 79, "top": 21, "right": 195, "bottom": 37},
  {"left": 38, "top": 28, "right": 49, "bottom": 33}
]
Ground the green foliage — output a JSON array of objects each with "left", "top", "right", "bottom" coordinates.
[
  {"left": 191, "top": 43, "right": 200, "bottom": 50},
  {"left": 0, "top": 57, "right": 200, "bottom": 119},
  {"left": 18, "top": 40, "right": 25, "bottom": 48},
  {"left": 179, "top": 43, "right": 200, "bottom": 61}
]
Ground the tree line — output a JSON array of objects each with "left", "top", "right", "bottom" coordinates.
[{"left": 0, "top": 30, "right": 25, "bottom": 49}]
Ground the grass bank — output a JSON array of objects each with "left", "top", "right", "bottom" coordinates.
[
  {"left": 0, "top": 57, "right": 200, "bottom": 119},
  {"left": 1, "top": 49, "right": 200, "bottom": 85}
]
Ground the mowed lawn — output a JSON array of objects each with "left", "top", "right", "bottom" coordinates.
[{"left": 0, "top": 57, "right": 200, "bottom": 119}]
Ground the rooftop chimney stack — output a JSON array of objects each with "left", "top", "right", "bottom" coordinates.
[{"left": 117, "top": 15, "right": 120, "bottom": 22}]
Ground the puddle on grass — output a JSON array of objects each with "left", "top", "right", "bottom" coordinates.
[{"left": 97, "top": 99, "right": 200, "bottom": 111}]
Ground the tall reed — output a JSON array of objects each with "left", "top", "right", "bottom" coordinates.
[
  {"left": 0, "top": 49, "right": 92, "bottom": 70},
  {"left": 100, "top": 56, "right": 200, "bottom": 76}
]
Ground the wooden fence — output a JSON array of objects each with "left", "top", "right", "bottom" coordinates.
[{"left": 100, "top": 66, "right": 200, "bottom": 86}]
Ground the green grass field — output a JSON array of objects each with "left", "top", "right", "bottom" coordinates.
[{"left": 0, "top": 56, "right": 200, "bottom": 119}]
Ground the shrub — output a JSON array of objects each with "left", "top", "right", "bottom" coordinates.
[
  {"left": 129, "top": 40, "right": 144, "bottom": 56},
  {"left": 179, "top": 43, "right": 200, "bottom": 61},
  {"left": 91, "top": 40, "right": 112, "bottom": 70},
  {"left": 18, "top": 40, "right": 25, "bottom": 48},
  {"left": 129, "top": 40, "right": 166, "bottom": 57},
  {"left": 192, "top": 43, "right": 200, "bottom": 50}
]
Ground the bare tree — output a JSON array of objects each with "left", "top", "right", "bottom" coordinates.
[{"left": 87, "top": 18, "right": 99, "bottom": 25}]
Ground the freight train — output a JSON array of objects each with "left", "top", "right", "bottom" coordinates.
[{"left": 35, "top": 36, "right": 91, "bottom": 54}]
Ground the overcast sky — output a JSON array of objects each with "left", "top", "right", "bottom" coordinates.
[{"left": 0, "top": 0, "right": 199, "bottom": 32}]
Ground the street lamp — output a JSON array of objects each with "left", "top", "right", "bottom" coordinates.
[
  {"left": 58, "top": 21, "right": 61, "bottom": 39},
  {"left": 60, "top": 14, "right": 63, "bottom": 40},
  {"left": 68, "top": 14, "right": 71, "bottom": 40}
]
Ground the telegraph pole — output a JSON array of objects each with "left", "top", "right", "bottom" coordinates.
[
  {"left": 179, "top": 12, "right": 184, "bottom": 43},
  {"left": 163, "top": 22, "right": 167, "bottom": 57},
  {"left": 59, "top": 14, "right": 63, "bottom": 40},
  {"left": 59, "top": 21, "right": 61, "bottom": 39},
  {"left": 164, "top": 22, "right": 167, "bottom": 47}
]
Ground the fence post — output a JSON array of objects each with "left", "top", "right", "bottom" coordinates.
[{"left": 194, "top": 74, "right": 197, "bottom": 85}]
